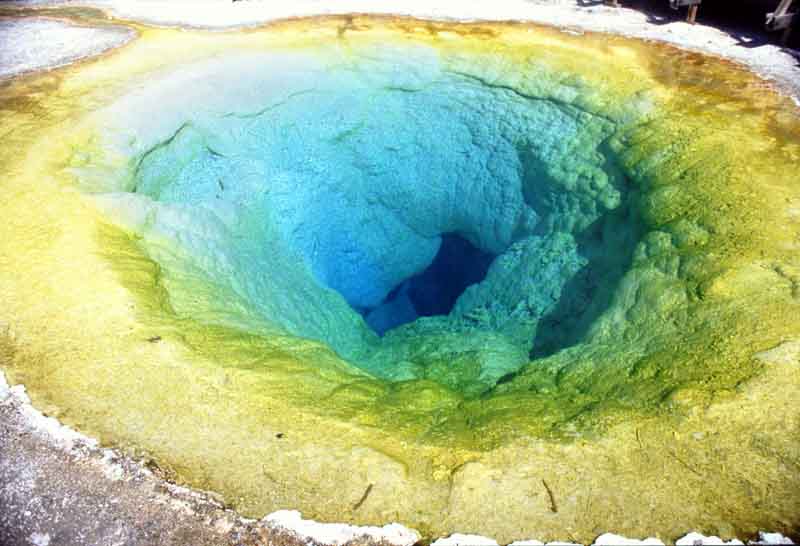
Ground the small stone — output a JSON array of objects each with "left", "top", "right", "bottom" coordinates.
[{"left": 755, "top": 341, "right": 800, "bottom": 366}]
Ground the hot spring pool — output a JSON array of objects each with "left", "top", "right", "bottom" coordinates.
[{"left": 1, "top": 13, "right": 799, "bottom": 543}]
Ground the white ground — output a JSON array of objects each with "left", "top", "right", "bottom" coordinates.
[
  {"left": 0, "top": 17, "right": 133, "bottom": 79},
  {"left": 0, "top": 1, "right": 798, "bottom": 544}
]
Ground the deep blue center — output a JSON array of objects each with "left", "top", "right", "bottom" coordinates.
[{"left": 363, "top": 234, "right": 496, "bottom": 335}]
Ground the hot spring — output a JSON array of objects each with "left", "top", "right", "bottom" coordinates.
[
  {"left": 1, "top": 14, "right": 798, "bottom": 543},
  {"left": 101, "top": 45, "right": 641, "bottom": 397}
]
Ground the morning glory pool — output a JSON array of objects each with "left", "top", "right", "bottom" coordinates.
[{"left": 1, "top": 13, "right": 798, "bottom": 543}]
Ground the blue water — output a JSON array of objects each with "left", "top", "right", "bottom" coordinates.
[
  {"left": 364, "top": 233, "right": 497, "bottom": 335},
  {"left": 115, "top": 47, "right": 634, "bottom": 390}
]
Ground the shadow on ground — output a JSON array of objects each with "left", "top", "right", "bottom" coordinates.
[{"left": 595, "top": 0, "right": 799, "bottom": 49}]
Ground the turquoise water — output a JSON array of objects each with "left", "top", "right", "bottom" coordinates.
[{"left": 122, "top": 47, "right": 638, "bottom": 395}]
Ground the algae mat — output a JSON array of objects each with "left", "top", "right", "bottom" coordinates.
[{"left": 0, "top": 10, "right": 799, "bottom": 543}]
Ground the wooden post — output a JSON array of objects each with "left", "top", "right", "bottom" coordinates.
[
  {"left": 766, "top": 0, "right": 796, "bottom": 43},
  {"left": 773, "top": 0, "right": 794, "bottom": 18},
  {"left": 671, "top": 0, "right": 702, "bottom": 24},
  {"left": 781, "top": 25, "right": 793, "bottom": 45},
  {"left": 687, "top": 4, "right": 699, "bottom": 24}
]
